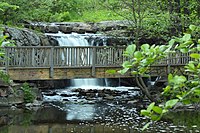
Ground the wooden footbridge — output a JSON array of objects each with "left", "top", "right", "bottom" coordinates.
[{"left": 2, "top": 46, "right": 191, "bottom": 81}]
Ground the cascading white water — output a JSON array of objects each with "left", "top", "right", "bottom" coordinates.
[{"left": 50, "top": 32, "right": 103, "bottom": 87}]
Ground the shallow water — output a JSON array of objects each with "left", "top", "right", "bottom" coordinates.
[{"left": 1, "top": 87, "right": 200, "bottom": 133}]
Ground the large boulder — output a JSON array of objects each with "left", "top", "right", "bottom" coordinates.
[
  {"left": 3, "top": 27, "right": 59, "bottom": 46},
  {"left": 4, "top": 27, "right": 41, "bottom": 46},
  {"left": 24, "top": 21, "right": 131, "bottom": 35}
]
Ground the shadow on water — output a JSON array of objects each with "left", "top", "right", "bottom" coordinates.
[{"left": 1, "top": 102, "right": 200, "bottom": 133}]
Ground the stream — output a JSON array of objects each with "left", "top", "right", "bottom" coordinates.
[{"left": 0, "top": 86, "right": 200, "bottom": 133}]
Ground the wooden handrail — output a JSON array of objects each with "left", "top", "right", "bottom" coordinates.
[
  {"left": 2, "top": 46, "right": 194, "bottom": 69},
  {"left": 2, "top": 46, "right": 197, "bottom": 80}
]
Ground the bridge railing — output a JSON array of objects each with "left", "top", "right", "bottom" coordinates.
[
  {"left": 154, "top": 51, "right": 192, "bottom": 66},
  {"left": 3, "top": 46, "right": 127, "bottom": 68},
  {"left": 2, "top": 46, "right": 195, "bottom": 69}
]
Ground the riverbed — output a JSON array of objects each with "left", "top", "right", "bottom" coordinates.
[{"left": 0, "top": 87, "right": 200, "bottom": 133}]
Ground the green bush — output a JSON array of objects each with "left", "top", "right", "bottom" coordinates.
[
  {"left": 50, "top": 11, "right": 71, "bottom": 22},
  {"left": 21, "top": 83, "right": 35, "bottom": 103},
  {"left": 0, "top": 70, "right": 10, "bottom": 84}
]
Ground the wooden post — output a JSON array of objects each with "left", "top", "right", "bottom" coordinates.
[
  {"left": 167, "top": 53, "right": 171, "bottom": 75},
  {"left": 32, "top": 48, "right": 35, "bottom": 66},
  {"left": 50, "top": 47, "right": 54, "bottom": 78},
  {"left": 5, "top": 47, "right": 9, "bottom": 74},
  {"left": 92, "top": 47, "right": 96, "bottom": 77}
]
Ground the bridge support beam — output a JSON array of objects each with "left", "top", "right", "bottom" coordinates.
[{"left": 7, "top": 67, "right": 131, "bottom": 81}]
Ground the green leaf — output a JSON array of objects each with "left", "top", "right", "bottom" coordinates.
[
  {"left": 165, "top": 99, "right": 179, "bottom": 108},
  {"left": 176, "top": 95, "right": 183, "bottom": 100},
  {"left": 180, "top": 48, "right": 189, "bottom": 53},
  {"left": 182, "top": 99, "right": 191, "bottom": 104},
  {"left": 131, "top": 71, "right": 138, "bottom": 75},
  {"left": 106, "top": 70, "right": 117, "bottom": 74},
  {"left": 194, "top": 89, "right": 200, "bottom": 95},
  {"left": 163, "top": 86, "right": 171, "bottom": 94},
  {"left": 190, "top": 53, "right": 200, "bottom": 59},
  {"left": 159, "top": 45, "right": 167, "bottom": 52},
  {"left": 141, "top": 110, "right": 150, "bottom": 116},
  {"left": 183, "top": 40, "right": 193, "bottom": 46},
  {"left": 147, "top": 102, "right": 155, "bottom": 112},
  {"left": 162, "top": 109, "right": 168, "bottom": 114},
  {"left": 168, "top": 74, "right": 173, "bottom": 83},
  {"left": 152, "top": 106, "right": 163, "bottom": 114},
  {"left": 182, "top": 34, "right": 191, "bottom": 42},
  {"left": 141, "top": 44, "right": 150, "bottom": 52},
  {"left": 173, "top": 75, "right": 187, "bottom": 84},
  {"left": 125, "top": 44, "right": 136, "bottom": 56},
  {"left": 186, "top": 63, "right": 195, "bottom": 71},
  {"left": 169, "top": 39, "right": 175, "bottom": 46},
  {"left": 118, "top": 68, "right": 129, "bottom": 74},
  {"left": 122, "top": 61, "right": 132, "bottom": 68},
  {"left": 189, "top": 25, "right": 196, "bottom": 31},
  {"left": 134, "top": 51, "right": 143, "bottom": 59},
  {"left": 151, "top": 114, "right": 160, "bottom": 121},
  {"left": 197, "top": 44, "right": 200, "bottom": 51}
]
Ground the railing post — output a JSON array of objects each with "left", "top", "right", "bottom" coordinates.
[
  {"left": 92, "top": 47, "right": 96, "bottom": 77},
  {"left": 167, "top": 53, "right": 171, "bottom": 75},
  {"left": 32, "top": 47, "right": 35, "bottom": 66},
  {"left": 5, "top": 47, "right": 9, "bottom": 74},
  {"left": 50, "top": 47, "right": 54, "bottom": 78}
]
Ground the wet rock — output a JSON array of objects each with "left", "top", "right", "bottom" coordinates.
[
  {"left": 43, "top": 91, "right": 57, "bottom": 96},
  {"left": 32, "top": 100, "right": 42, "bottom": 106},
  {"left": 85, "top": 92, "right": 96, "bottom": 98},
  {"left": 104, "top": 95, "right": 114, "bottom": 100},
  {"left": 7, "top": 95, "right": 24, "bottom": 104},
  {"left": 4, "top": 27, "right": 41, "bottom": 46},
  {"left": 59, "top": 25, "right": 72, "bottom": 33},
  {"left": 0, "top": 86, "right": 13, "bottom": 97},
  {"left": 45, "top": 25, "right": 59, "bottom": 33},
  {"left": 25, "top": 103, "right": 33, "bottom": 107},
  {"left": 15, "top": 89, "right": 24, "bottom": 97},
  {"left": 0, "top": 97, "right": 9, "bottom": 107},
  {"left": 60, "top": 93, "right": 77, "bottom": 97},
  {"left": 0, "top": 115, "right": 11, "bottom": 125},
  {"left": 98, "top": 92, "right": 106, "bottom": 97},
  {"left": 0, "top": 79, "right": 9, "bottom": 87},
  {"left": 87, "top": 100, "right": 96, "bottom": 104},
  {"left": 127, "top": 100, "right": 138, "bottom": 104},
  {"left": 11, "top": 105, "right": 17, "bottom": 110},
  {"left": 63, "top": 98, "right": 69, "bottom": 101},
  {"left": 40, "top": 35, "right": 52, "bottom": 46},
  {"left": 72, "top": 27, "right": 86, "bottom": 34}
]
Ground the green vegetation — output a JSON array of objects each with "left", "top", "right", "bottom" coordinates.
[
  {"left": 0, "top": 28, "right": 14, "bottom": 84},
  {"left": 0, "top": 0, "right": 199, "bottom": 129},
  {"left": 0, "top": 0, "right": 199, "bottom": 44},
  {"left": 0, "top": 70, "right": 10, "bottom": 84},
  {"left": 21, "top": 83, "right": 36, "bottom": 103},
  {"left": 119, "top": 25, "right": 200, "bottom": 130}
]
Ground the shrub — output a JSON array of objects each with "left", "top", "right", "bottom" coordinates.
[{"left": 21, "top": 83, "right": 35, "bottom": 103}]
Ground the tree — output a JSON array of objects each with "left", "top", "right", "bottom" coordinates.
[
  {"left": 144, "top": 25, "right": 199, "bottom": 130},
  {"left": 0, "top": 2, "right": 19, "bottom": 24},
  {"left": 99, "top": 0, "right": 157, "bottom": 48}
]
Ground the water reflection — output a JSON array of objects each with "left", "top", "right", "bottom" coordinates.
[
  {"left": 65, "top": 104, "right": 95, "bottom": 121},
  {"left": 1, "top": 104, "right": 200, "bottom": 133}
]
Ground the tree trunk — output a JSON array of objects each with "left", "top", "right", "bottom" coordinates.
[{"left": 135, "top": 75, "right": 155, "bottom": 102}]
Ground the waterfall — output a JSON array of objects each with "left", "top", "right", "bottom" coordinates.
[{"left": 48, "top": 32, "right": 106, "bottom": 87}]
